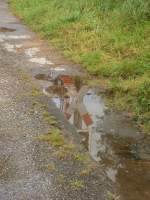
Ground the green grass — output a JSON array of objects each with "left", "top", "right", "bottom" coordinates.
[
  {"left": 9, "top": 0, "right": 150, "bottom": 133},
  {"left": 70, "top": 179, "right": 84, "bottom": 190},
  {"left": 43, "top": 111, "right": 58, "bottom": 126},
  {"left": 38, "top": 128, "right": 65, "bottom": 147}
]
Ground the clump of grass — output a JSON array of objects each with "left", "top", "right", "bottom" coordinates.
[
  {"left": 46, "top": 163, "right": 56, "bottom": 172},
  {"left": 20, "top": 71, "right": 31, "bottom": 81},
  {"left": 73, "top": 152, "right": 89, "bottom": 163},
  {"left": 53, "top": 143, "right": 75, "bottom": 160},
  {"left": 38, "top": 128, "right": 65, "bottom": 147},
  {"left": 43, "top": 111, "right": 57, "bottom": 125},
  {"left": 106, "top": 191, "right": 120, "bottom": 200},
  {"left": 56, "top": 174, "right": 65, "bottom": 184},
  {"left": 53, "top": 150, "right": 67, "bottom": 160},
  {"left": 79, "top": 169, "right": 91, "bottom": 177},
  {"left": 31, "top": 88, "right": 42, "bottom": 97},
  {"left": 70, "top": 179, "right": 84, "bottom": 190}
]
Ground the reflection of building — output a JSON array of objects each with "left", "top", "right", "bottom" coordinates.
[
  {"left": 53, "top": 74, "right": 93, "bottom": 131},
  {"left": 54, "top": 75, "right": 74, "bottom": 87},
  {"left": 52, "top": 74, "right": 106, "bottom": 161}
]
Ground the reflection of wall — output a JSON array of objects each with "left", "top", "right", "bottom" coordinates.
[
  {"left": 73, "top": 109, "right": 88, "bottom": 130},
  {"left": 74, "top": 109, "right": 82, "bottom": 129}
]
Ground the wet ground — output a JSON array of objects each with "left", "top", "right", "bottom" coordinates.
[
  {"left": 0, "top": 0, "right": 150, "bottom": 199},
  {"left": 42, "top": 75, "right": 150, "bottom": 200}
]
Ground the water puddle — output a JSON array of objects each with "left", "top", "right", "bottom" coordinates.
[
  {"left": 0, "top": 27, "right": 16, "bottom": 32},
  {"left": 25, "top": 47, "right": 39, "bottom": 57},
  {"left": 29, "top": 57, "right": 54, "bottom": 65},
  {"left": 0, "top": 34, "right": 31, "bottom": 40},
  {"left": 2, "top": 43, "right": 23, "bottom": 52},
  {"left": 34, "top": 74, "right": 52, "bottom": 81},
  {"left": 34, "top": 68, "right": 150, "bottom": 199}
]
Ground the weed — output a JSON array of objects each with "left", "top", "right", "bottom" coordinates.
[
  {"left": 43, "top": 111, "right": 57, "bottom": 125},
  {"left": 38, "top": 128, "right": 65, "bottom": 147},
  {"left": 79, "top": 169, "right": 90, "bottom": 177},
  {"left": 46, "top": 163, "right": 56, "bottom": 172},
  {"left": 106, "top": 191, "right": 120, "bottom": 200},
  {"left": 73, "top": 152, "right": 89, "bottom": 162},
  {"left": 20, "top": 71, "right": 31, "bottom": 81},
  {"left": 56, "top": 174, "right": 65, "bottom": 184},
  {"left": 70, "top": 179, "right": 84, "bottom": 189},
  {"left": 53, "top": 150, "right": 67, "bottom": 160},
  {"left": 31, "top": 88, "right": 42, "bottom": 97}
]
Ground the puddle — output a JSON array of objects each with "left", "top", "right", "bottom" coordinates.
[
  {"left": 34, "top": 73, "right": 52, "bottom": 81},
  {"left": 2, "top": 43, "right": 23, "bottom": 52},
  {"left": 45, "top": 85, "right": 68, "bottom": 96},
  {"left": 0, "top": 27, "right": 16, "bottom": 32},
  {"left": 29, "top": 57, "right": 54, "bottom": 65},
  {"left": 52, "top": 67, "right": 66, "bottom": 72},
  {"left": 0, "top": 34, "right": 31, "bottom": 40},
  {"left": 39, "top": 73, "right": 150, "bottom": 200},
  {"left": 25, "top": 47, "right": 39, "bottom": 57}
]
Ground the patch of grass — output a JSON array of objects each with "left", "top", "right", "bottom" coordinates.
[
  {"left": 46, "top": 163, "right": 56, "bottom": 172},
  {"left": 31, "top": 88, "right": 42, "bottom": 97},
  {"left": 43, "top": 111, "right": 57, "bottom": 126},
  {"left": 73, "top": 152, "right": 89, "bottom": 163},
  {"left": 53, "top": 150, "right": 67, "bottom": 160},
  {"left": 19, "top": 71, "right": 31, "bottom": 82},
  {"left": 106, "top": 191, "right": 120, "bottom": 200},
  {"left": 53, "top": 143, "right": 76, "bottom": 160},
  {"left": 79, "top": 169, "right": 91, "bottom": 177},
  {"left": 10, "top": 0, "right": 150, "bottom": 133},
  {"left": 56, "top": 174, "right": 65, "bottom": 184},
  {"left": 38, "top": 128, "right": 65, "bottom": 147},
  {"left": 70, "top": 179, "right": 84, "bottom": 190}
]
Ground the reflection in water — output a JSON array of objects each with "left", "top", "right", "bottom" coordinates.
[{"left": 45, "top": 74, "right": 150, "bottom": 200}]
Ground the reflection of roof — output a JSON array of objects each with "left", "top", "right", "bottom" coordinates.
[
  {"left": 77, "top": 103, "right": 93, "bottom": 126},
  {"left": 83, "top": 113, "right": 93, "bottom": 126},
  {"left": 58, "top": 75, "right": 74, "bottom": 86}
]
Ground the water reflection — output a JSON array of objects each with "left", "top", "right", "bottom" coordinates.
[{"left": 44, "top": 74, "right": 150, "bottom": 200}]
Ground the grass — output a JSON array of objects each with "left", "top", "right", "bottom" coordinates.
[
  {"left": 106, "top": 191, "right": 120, "bottom": 200},
  {"left": 31, "top": 87, "right": 42, "bottom": 97},
  {"left": 38, "top": 128, "right": 65, "bottom": 147},
  {"left": 70, "top": 179, "right": 84, "bottom": 190},
  {"left": 43, "top": 111, "right": 58, "bottom": 126},
  {"left": 9, "top": 0, "right": 150, "bottom": 133},
  {"left": 73, "top": 152, "right": 89, "bottom": 162}
]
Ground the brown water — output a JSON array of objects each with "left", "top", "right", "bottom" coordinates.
[{"left": 34, "top": 70, "right": 150, "bottom": 200}]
